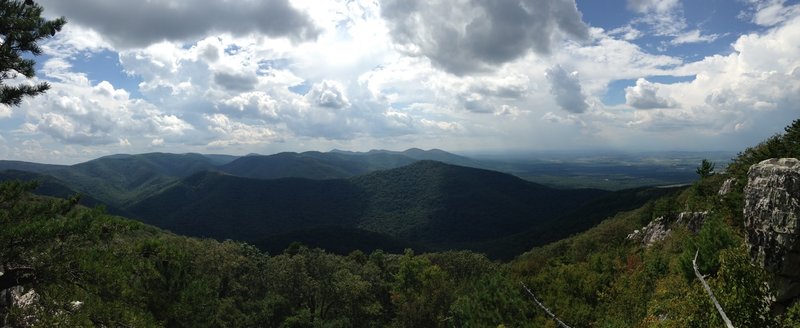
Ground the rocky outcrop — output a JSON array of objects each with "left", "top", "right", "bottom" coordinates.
[
  {"left": 628, "top": 211, "right": 707, "bottom": 247},
  {"left": 718, "top": 178, "right": 736, "bottom": 196},
  {"left": 744, "top": 158, "right": 800, "bottom": 306}
]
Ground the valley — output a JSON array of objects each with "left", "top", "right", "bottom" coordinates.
[{"left": 0, "top": 148, "right": 698, "bottom": 259}]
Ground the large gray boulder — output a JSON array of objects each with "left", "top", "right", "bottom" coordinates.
[{"left": 744, "top": 158, "right": 800, "bottom": 306}]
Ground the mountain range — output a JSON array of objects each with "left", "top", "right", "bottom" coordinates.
[{"left": 0, "top": 148, "right": 679, "bottom": 258}]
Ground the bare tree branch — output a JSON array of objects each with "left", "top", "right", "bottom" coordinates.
[
  {"left": 520, "top": 282, "right": 572, "bottom": 328},
  {"left": 693, "top": 250, "right": 734, "bottom": 328}
]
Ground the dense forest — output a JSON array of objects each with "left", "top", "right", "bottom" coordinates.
[{"left": 3, "top": 120, "right": 800, "bottom": 327}]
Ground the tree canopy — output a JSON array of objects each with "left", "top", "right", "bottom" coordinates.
[{"left": 0, "top": 0, "right": 65, "bottom": 106}]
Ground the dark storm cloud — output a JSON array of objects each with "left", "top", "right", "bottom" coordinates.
[
  {"left": 39, "top": 0, "right": 319, "bottom": 48},
  {"left": 213, "top": 71, "right": 258, "bottom": 92},
  {"left": 380, "top": 0, "right": 590, "bottom": 75}
]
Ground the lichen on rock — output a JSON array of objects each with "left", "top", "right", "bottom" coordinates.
[{"left": 744, "top": 158, "right": 800, "bottom": 307}]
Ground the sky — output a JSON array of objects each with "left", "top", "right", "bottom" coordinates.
[{"left": 1, "top": 0, "right": 799, "bottom": 164}]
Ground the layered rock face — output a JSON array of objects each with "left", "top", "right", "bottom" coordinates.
[{"left": 744, "top": 158, "right": 800, "bottom": 305}]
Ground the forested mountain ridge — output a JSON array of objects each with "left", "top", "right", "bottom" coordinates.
[
  {"left": 0, "top": 149, "right": 476, "bottom": 206},
  {"left": 349, "top": 160, "right": 605, "bottom": 243},
  {"left": 217, "top": 151, "right": 417, "bottom": 180},
  {"left": 0, "top": 153, "right": 224, "bottom": 208},
  {"left": 127, "top": 160, "right": 608, "bottom": 253},
  {"left": 128, "top": 170, "right": 367, "bottom": 241}
]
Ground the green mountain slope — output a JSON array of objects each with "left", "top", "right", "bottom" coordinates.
[
  {"left": 0, "top": 170, "right": 108, "bottom": 210},
  {"left": 463, "top": 185, "right": 687, "bottom": 260},
  {"left": 129, "top": 171, "right": 367, "bottom": 241},
  {"left": 128, "top": 161, "right": 607, "bottom": 253},
  {"left": 351, "top": 161, "right": 606, "bottom": 243},
  {"left": 48, "top": 152, "right": 221, "bottom": 207}
]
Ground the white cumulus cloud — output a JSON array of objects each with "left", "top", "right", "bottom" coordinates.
[{"left": 625, "top": 78, "right": 676, "bottom": 109}]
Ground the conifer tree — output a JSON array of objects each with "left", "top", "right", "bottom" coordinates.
[
  {"left": 0, "top": 0, "right": 65, "bottom": 106},
  {"left": 696, "top": 159, "right": 715, "bottom": 178}
]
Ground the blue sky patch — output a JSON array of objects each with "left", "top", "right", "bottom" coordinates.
[
  {"left": 69, "top": 50, "right": 142, "bottom": 98},
  {"left": 288, "top": 82, "right": 311, "bottom": 95}
]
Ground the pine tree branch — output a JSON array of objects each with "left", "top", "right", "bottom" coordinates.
[
  {"left": 520, "top": 282, "right": 572, "bottom": 328},
  {"left": 693, "top": 250, "right": 734, "bottom": 328}
]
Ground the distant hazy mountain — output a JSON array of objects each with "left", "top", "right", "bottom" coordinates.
[
  {"left": 334, "top": 148, "right": 480, "bottom": 167},
  {"left": 197, "top": 154, "right": 239, "bottom": 166},
  {"left": 128, "top": 161, "right": 608, "bottom": 252},
  {"left": 219, "top": 149, "right": 475, "bottom": 180},
  {"left": 0, "top": 160, "right": 66, "bottom": 173},
  {"left": 219, "top": 151, "right": 412, "bottom": 180}
]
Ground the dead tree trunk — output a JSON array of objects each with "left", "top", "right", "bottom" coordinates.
[
  {"left": 521, "top": 282, "right": 572, "bottom": 328},
  {"left": 693, "top": 250, "right": 734, "bottom": 328}
]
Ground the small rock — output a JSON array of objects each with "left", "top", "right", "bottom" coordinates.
[
  {"left": 13, "top": 288, "right": 38, "bottom": 308},
  {"left": 718, "top": 178, "right": 736, "bottom": 196}
]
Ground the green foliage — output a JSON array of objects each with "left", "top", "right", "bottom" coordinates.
[
  {"left": 0, "top": 181, "right": 396, "bottom": 327},
  {"left": 679, "top": 215, "right": 738, "bottom": 280},
  {"left": 391, "top": 249, "right": 452, "bottom": 328},
  {"left": 712, "top": 246, "right": 773, "bottom": 327},
  {"left": 0, "top": 0, "right": 65, "bottom": 106},
  {"left": 650, "top": 192, "right": 680, "bottom": 222},
  {"left": 254, "top": 226, "right": 421, "bottom": 256},
  {"left": 729, "top": 118, "right": 800, "bottom": 175},
  {"left": 695, "top": 159, "right": 715, "bottom": 178},
  {"left": 780, "top": 302, "right": 800, "bottom": 328},
  {"left": 450, "top": 273, "right": 531, "bottom": 327}
]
